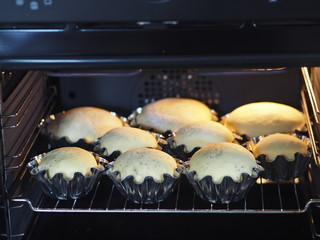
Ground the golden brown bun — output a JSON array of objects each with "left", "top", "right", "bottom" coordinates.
[
  {"left": 225, "top": 102, "right": 305, "bottom": 138},
  {"left": 136, "top": 98, "right": 213, "bottom": 133},
  {"left": 252, "top": 133, "right": 308, "bottom": 161},
  {"left": 189, "top": 142, "right": 257, "bottom": 184},
  {"left": 112, "top": 148, "right": 177, "bottom": 184},
  {"left": 174, "top": 121, "right": 234, "bottom": 152},
  {"left": 98, "top": 127, "right": 158, "bottom": 155},
  {"left": 38, "top": 147, "right": 98, "bottom": 179},
  {"left": 48, "top": 107, "right": 123, "bottom": 143}
]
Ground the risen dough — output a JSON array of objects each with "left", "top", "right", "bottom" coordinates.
[
  {"left": 98, "top": 127, "right": 158, "bottom": 155},
  {"left": 252, "top": 133, "right": 308, "bottom": 161},
  {"left": 224, "top": 102, "right": 305, "bottom": 138},
  {"left": 112, "top": 148, "right": 177, "bottom": 184},
  {"left": 174, "top": 121, "right": 234, "bottom": 152},
  {"left": 189, "top": 142, "right": 258, "bottom": 184},
  {"left": 48, "top": 107, "right": 123, "bottom": 143},
  {"left": 135, "top": 98, "right": 213, "bottom": 133},
  {"left": 38, "top": 147, "right": 98, "bottom": 179}
]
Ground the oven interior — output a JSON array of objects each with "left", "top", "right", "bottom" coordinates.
[{"left": 1, "top": 67, "right": 320, "bottom": 239}]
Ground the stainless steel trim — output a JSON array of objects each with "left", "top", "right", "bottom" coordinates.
[
  {"left": 301, "top": 85, "right": 320, "bottom": 165},
  {"left": 302, "top": 67, "right": 320, "bottom": 118}
]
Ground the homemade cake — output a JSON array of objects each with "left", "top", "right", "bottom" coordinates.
[
  {"left": 47, "top": 106, "right": 123, "bottom": 143},
  {"left": 111, "top": 148, "right": 177, "bottom": 184},
  {"left": 174, "top": 121, "right": 234, "bottom": 152},
  {"left": 97, "top": 127, "right": 158, "bottom": 155},
  {"left": 224, "top": 102, "right": 305, "bottom": 138},
  {"left": 189, "top": 142, "right": 258, "bottom": 183},
  {"left": 252, "top": 133, "right": 308, "bottom": 161},
  {"left": 38, "top": 147, "right": 98, "bottom": 179},
  {"left": 135, "top": 98, "right": 214, "bottom": 133}
]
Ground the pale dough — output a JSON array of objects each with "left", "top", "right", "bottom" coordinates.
[{"left": 189, "top": 142, "right": 258, "bottom": 184}]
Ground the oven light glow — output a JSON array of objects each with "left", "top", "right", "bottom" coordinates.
[{"left": 256, "top": 177, "right": 300, "bottom": 184}]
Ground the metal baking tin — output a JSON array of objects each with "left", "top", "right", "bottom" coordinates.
[
  {"left": 93, "top": 130, "right": 168, "bottom": 161},
  {"left": 185, "top": 167, "right": 263, "bottom": 204},
  {"left": 40, "top": 111, "right": 127, "bottom": 151},
  {"left": 255, "top": 153, "right": 311, "bottom": 181},
  {"left": 106, "top": 160, "right": 184, "bottom": 204},
  {"left": 246, "top": 134, "right": 312, "bottom": 181},
  {"left": 165, "top": 133, "right": 200, "bottom": 161},
  {"left": 27, "top": 152, "right": 106, "bottom": 200}
]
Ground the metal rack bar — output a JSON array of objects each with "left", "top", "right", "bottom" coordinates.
[
  {"left": 4, "top": 88, "right": 56, "bottom": 170},
  {"left": 1, "top": 79, "right": 41, "bottom": 129},
  {"left": 277, "top": 183, "right": 283, "bottom": 211},
  {"left": 301, "top": 85, "right": 320, "bottom": 165},
  {"left": 10, "top": 175, "right": 320, "bottom": 214},
  {"left": 1, "top": 72, "right": 39, "bottom": 119},
  {"left": 293, "top": 181, "right": 301, "bottom": 211},
  {"left": 302, "top": 67, "right": 320, "bottom": 118},
  {"left": 308, "top": 206, "right": 320, "bottom": 238}
]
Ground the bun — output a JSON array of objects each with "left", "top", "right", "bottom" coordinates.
[
  {"left": 112, "top": 148, "right": 177, "bottom": 184},
  {"left": 252, "top": 133, "right": 308, "bottom": 161},
  {"left": 98, "top": 127, "right": 158, "bottom": 155},
  {"left": 38, "top": 147, "right": 98, "bottom": 179},
  {"left": 174, "top": 121, "right": 234, "bottom": 152},
  {"left": 189, "top": 142, "right": 257, "bottom": 183},
  {"left": 135, "top": 98, "right": 213, "bottom": 133},
  {"left": 48, "top": 107, "right": 123, "bottom": 143},
  {"left": 225, "top": 102, "right": 305, "bottom": 138}
]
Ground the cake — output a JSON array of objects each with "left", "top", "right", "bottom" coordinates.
[
  {"left": 224, "top": 102, "right": 305, "bottom": 138},
  {"left": 47, "top": 106, "right": 123, "bottom": 143},
  {"left": 189, "top": 142, "right": 258, "bottom": 183},
  {"left": 134, "top": 98, "right": 214, "bottom": 133},
  {"left": 251, "top": 133, "right": 310, "bottom": 181},
  {"left": 173, "top": 121, "right": 234, "bottom": 152},
  {"left": 252, "top": 133, "right": 308, "bottom": 161},
  {"left": 97, "top": 127, "right": 158, "bottom": 156},
  {"left": 38, "top": 147, "right": 98, "bottom": 179},
  {"left": 111, "top": 148, "right": 177, "bottom": 184}
]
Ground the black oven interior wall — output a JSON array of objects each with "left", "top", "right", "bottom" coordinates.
[
  {"left": 2, "top": 67, "right": 316, "bottom": 240},
  {"left": 53, "top": 68, "right": 302, "bottom": 115}
]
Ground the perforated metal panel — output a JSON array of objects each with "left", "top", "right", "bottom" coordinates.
[{"left": 133, "top": 69, "right": 220, "bottom": 108}]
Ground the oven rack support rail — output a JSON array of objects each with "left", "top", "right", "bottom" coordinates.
[{"left": 0, "top": 71, "right": 56, "bottom": 240}]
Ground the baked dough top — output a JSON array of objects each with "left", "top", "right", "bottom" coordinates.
[
  {"left": 174, "top": 121, "right": 234, "bottom": 152},
  {"left": 112, "top": 148, "right": 177, "bottom": 184},
  {"left": 225, "top": 102, "right": 305, "bottom": 138},
  {"left": 38, "top": 147, "right": 98, "bottom": 179},
  {"left": 252, "top": 133, "right": 308, "bottom": 161},
  {"left": 48, "top": 106, "right": 123, "bottom": 143},
  {"left": 136, "top": 98, "right": 213, "bottom": 133},
  {"left": 99, "top": 127, "right": 158, "bottom": 155},
  {"left": 189, "top": 142, "right": 257, "bottom": 184}
]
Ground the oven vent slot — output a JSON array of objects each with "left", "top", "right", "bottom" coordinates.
[{"left": 135, "top": 69, "right": 220, "bottom": 110}]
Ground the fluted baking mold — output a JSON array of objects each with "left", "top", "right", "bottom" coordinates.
[{"left": 27, "top": 152, "right": 106, "bottom": 200}]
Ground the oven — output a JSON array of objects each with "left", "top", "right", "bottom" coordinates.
[{"left": 1, "top": 1, "right": 320, "bottom": 239}]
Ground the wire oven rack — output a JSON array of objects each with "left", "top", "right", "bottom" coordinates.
[
  {"left": 3, "top": 67, "right": 320, "bottom": 240},
  {"left": 9, "top": 169, "right": 320, "bottom": 215}
]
